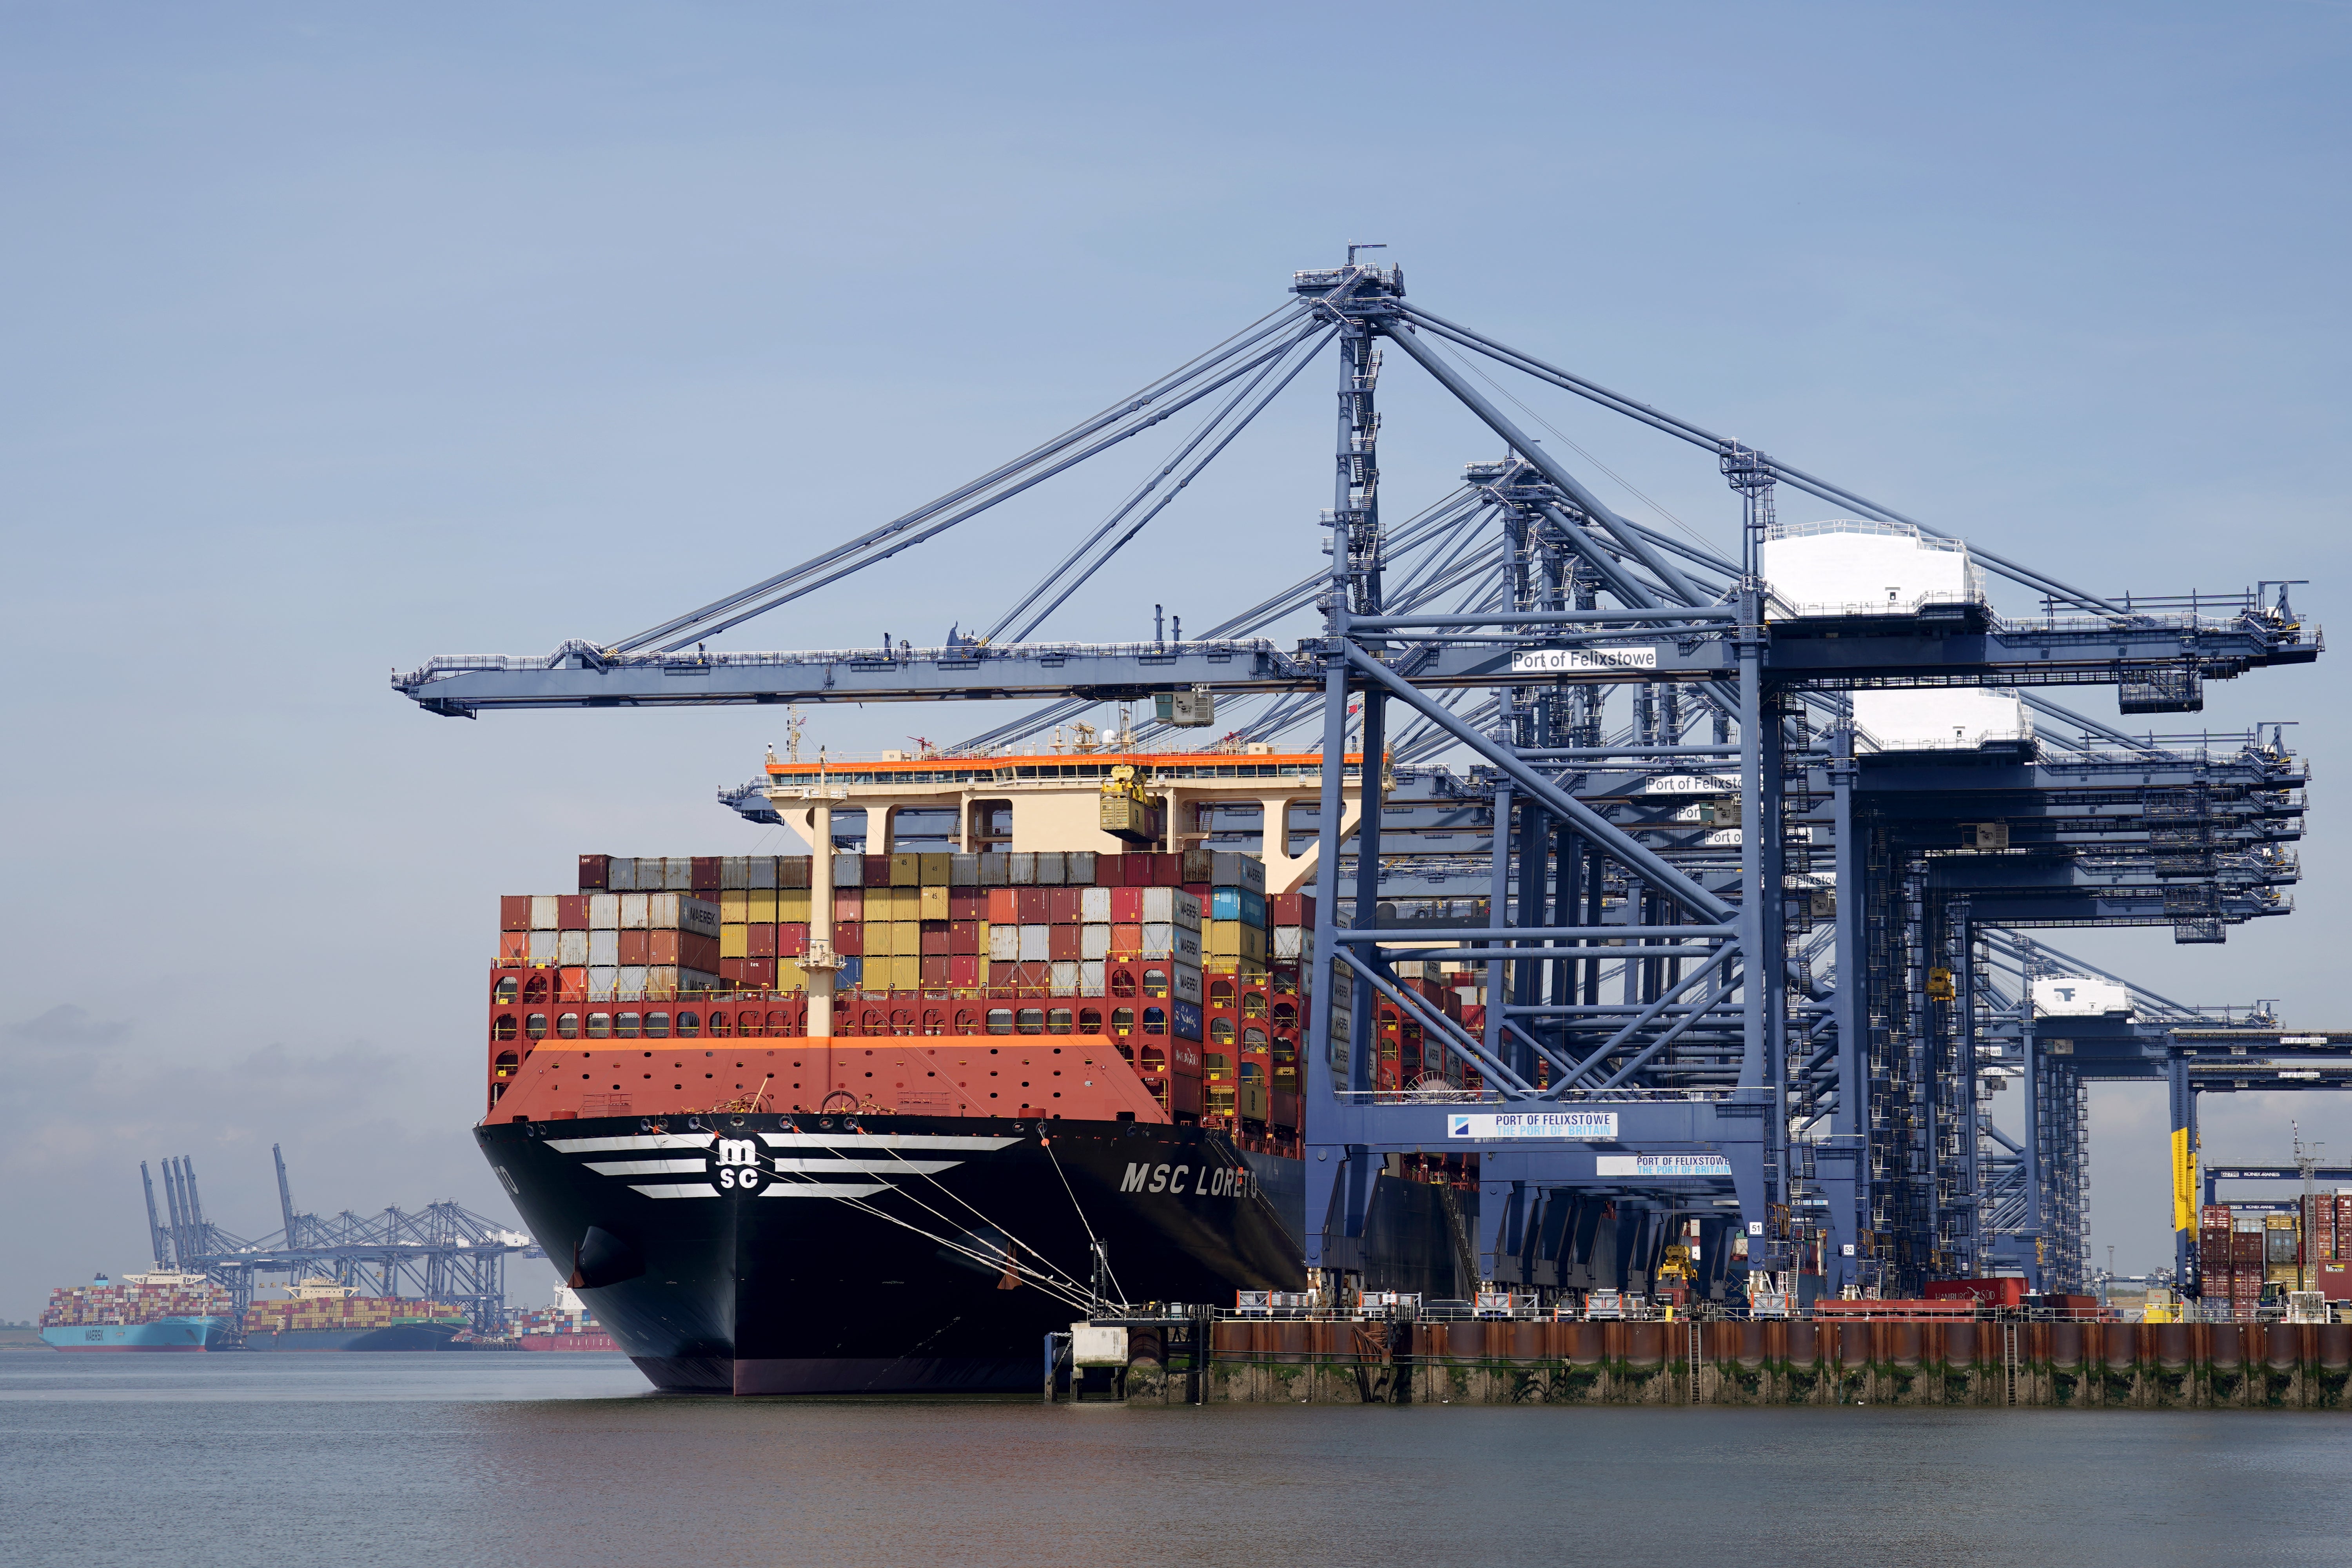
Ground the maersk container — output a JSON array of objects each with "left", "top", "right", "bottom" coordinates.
[
  {"left": 1171, "top": 961, "right": 1203, "bottom": 1007},
  {"left": 1210, "top": 852, "right": 1265, "bottom": 893},
  {"left": 1172, "top": 926, "right": 1204, "bottom": 966},
  {"left": 1209, "top": 887, "right": 1267, "bottom": 926},
  {"left": 1173, "top": 889, "right": 1202, "bottom": 932}
]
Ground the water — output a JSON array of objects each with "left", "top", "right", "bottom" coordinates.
[{"left": 8, "top": 1352, "right": 2351, "bottom": 1567}]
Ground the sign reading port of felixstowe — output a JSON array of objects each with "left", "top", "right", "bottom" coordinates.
[
  {"left": 1448, "top": 1111, "right": 1618, "bottom": 1140},
  {"left": 1510, "top": 647, "right": 1657, "bottom": 674}
]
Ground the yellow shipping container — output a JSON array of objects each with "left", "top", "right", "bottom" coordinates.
[
  {"left": 1205, "top": 921, "right": 1268, "bottom": 961},
  {"left": 892, "top": 955, "right": 923, "bottom": 990},
  {"left": 920, "top": 853, "right": 952, "bottom": 885},
  {"left": 919, "top": 885, "right": 949, "bottom": 920},
  {"left": 749, "top": 889, "right": 778, "bottom": 922},
  {"left": 720, "top": 891, "right": 749, "bottom": 922},
  {"left": 720, "top": 925, "right": 749, "bottom": 959},
  {"left": 890, "top": 853, "right": 921, "bottom": 887},
  {"left": 893, "top": 922, "right": 920, "bottom": 957},
  {"left": 778, "top": 889, "right": 810, "bottom": 921},
  {"left": 778, "top": 960, "right": 806, "bottom": 991}
]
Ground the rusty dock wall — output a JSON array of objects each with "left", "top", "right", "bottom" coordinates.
[{"left": 1112, "top": 1318, "right": 2352, "bottom": 1408}]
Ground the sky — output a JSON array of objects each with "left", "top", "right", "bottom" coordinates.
[{"left": 2, "top": 0, "right": 2347, "bottom": 1319}]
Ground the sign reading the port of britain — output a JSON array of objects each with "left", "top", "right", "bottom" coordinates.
[
  {"left": 1594, "top": 1154, "right": 1734, "bottom": 1177},
  {"left": 1510, "top": 647, "right": 1658, "bottom": 674},
  {"left": 1448, "top": 1112, "right": 1618, "bottom": 1140}
]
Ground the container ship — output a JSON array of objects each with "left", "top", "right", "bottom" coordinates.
[
  {"left": 479, "top": 748, "right": 1477, "bottom": 1394},
  {"left": 510, "top": 1287, "right": 621, "bottom": 1352},
  {"left": 240, "top": 1278, "right": 473, "bottom": 1350},
  {"left": 40, "top": 1271, "right": 237, "bottom": 1351}
]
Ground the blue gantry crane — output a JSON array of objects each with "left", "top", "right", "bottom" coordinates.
[{"left": 396, "top": 255, "right": 2322, "bottom": 1304}]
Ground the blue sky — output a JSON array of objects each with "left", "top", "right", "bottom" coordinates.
[{"left": 2, "top": 1, "right": 2346, "bottom": 1315}]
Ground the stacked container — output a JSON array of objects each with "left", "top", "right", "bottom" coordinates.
[
  {"left": 501, "top": 887, "right": 722, "bottom": 1001},
  {"left": 42, "top": 1278, "right": 234, "bottom": 1328}
]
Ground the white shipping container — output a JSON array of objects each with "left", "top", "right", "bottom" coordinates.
[
  {"left": 1171, "top": 889, "right": 1202, "bottom": 933},
  {"left": 588, "top": 966, "right": 617, "bottom": 1001},
  {"left": 589, "top": 930, "right": 619, "bottom": 967},
  {"left": 528, "top": 931, "right": 559, "bottom": 963},
  {"left": 2031, "top": 976, "right": 2134, "bottom": 1018},
  {"left": 1080, "top": 887, "right": 1112, "bottom": 923},
  {"left": 1079, "top": 960, "right": 1106, "bottom": 996},
  {"left": 620, "top": 894, "right": 650, "bottom": 930},
  {"left": 1141, "top": 887, "right": 1174, "bottom": 924},
  {"left": 1034, "top": 851, "right": 1065, "bottom": 886},
  {"left": 648, "top": 892, "right": 679, "bottom": 928},
  {"left": 664, "top": 857, "right": 693, "bottom": 891},
  {"left": 557, "top": 930, "right": 590, "bottom": 966},
  {"left": 530, "top": 895, "right": 560, "bottom": 930},
  {"left": 1142, "top": 922, "right": 1175, "bottom": 958},
  {"left": 988, "top": 926, "right": 1022, "bottom": 962},
  {"left": 1171, "top": 961, "right": 1203, "bottom": 1006},
  {"left": 616, "top": 965, "right": 648, "bottom": 998},
  {"left": 1008, "top": 853, "right": 1036, "bottom": 886},
  {"left": 1081, "top": 924, "right": 1111, "bottom": 960},
  {"left": 646, "top": 965, "right": 680, "bottom": 996},
  {"left": 748, "top": 857, "right": 778, "bottom": 890},
  {"left": 633, "top": 858, "right": 665, "bottom": 890},
  {"left": 589, "top": 893, "right": 620, "bottom": 930},
  {"left": 1210, "top": 852, "right": 1265, "bottom": 893},
  {"left": 1759, "top": 519, "right": 1983, "bottom": 617},
  {"left": 1051, "top": 960, "right": 1081, "bottom": 991},
  {"left": 606, "top": 858, "right": 638, "bottom": 891},
  {"left": 1171, "top": 927, "right": 1203, "bottom": 965},
  {"left": 1067, "top": 851, "right": 1097, "bottom": 884},
  {"left": 833, "top": 852, "right": 865, "bottom": 888},
  {"left": 1274, "top": 926, "right": 1305, "bottom": 960},
  {"left": 1018, "top": 924, "right": 1053, "bottom": 962}
]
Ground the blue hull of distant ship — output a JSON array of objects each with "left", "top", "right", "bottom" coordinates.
[{"left": 43, "top": 1317, "right": 236, "bottom": 1351}]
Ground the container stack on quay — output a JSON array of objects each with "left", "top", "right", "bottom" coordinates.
[{"left": 2198, "top": 1200, "right": 2352, "bottom": 1306}]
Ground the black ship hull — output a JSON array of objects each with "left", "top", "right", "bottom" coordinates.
[{"left": 481, "top": 1113, "right": 1470, "bottom": 1394}]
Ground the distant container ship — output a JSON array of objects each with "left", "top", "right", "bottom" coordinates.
[
  {"left": 511, "top": 1287, "right": 620, "bottom": 1352},
  {"left": 40, "top": 1271, "right": 236, "bottom": 1351},
  {"left": 241, "top": 1278, "right": 471, "bottom": 1351}
]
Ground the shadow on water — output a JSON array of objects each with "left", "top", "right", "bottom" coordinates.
[{"left": 7, "top": 1355, "right": 2350, "bottom": 1568}]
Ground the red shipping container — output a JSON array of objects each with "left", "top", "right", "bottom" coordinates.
[
  {"left": 833, "top": 924, "right": 864, "bottom": 957},
  {"left": 1046, "top": 887, "right": 1082, "bottom": 923},
  {"left": 922, "top": 923, "right": 951, "bottom": 956},
  {"left": 1271, "top": 892, "right": 1316, "bottom": 927},
  {"left": 950, "top": 920, "right": 980, "bottom": 955},
  {"left": 499, "top": 931, "right": 528, "bottom": 962},
  {"left": 921, "top": 956, "right": 951, "bottom": 987},
  {"left": 948, "top": 887, "right": 984, "bottom": 920},
  {"left": 1016, "top": 888, "right": 1049, "bottom": 923},
  {"left": 1110, "top": 887, "right": 1144, "bottom": 922},
  {"left": 557, "top": 893, "right": 590, "bottom": 928},
  {"left": 501, "top": 896, "right": 532, "bottom": 932},
  {"left": 748, "top": 925, "right": 777, "bottom": 958},
  {"left": 741, "top": 957, "right": 776, "bottom": 987},
  {"left": 648, "top": 930, "right": 682, "bottom": 964},
  {"left": 1049, "top": 926, "right": 1082, "bottom": 961},
  {"left": 1169, "top": 1036, "right": 1204, "bottom": 1076},
  {"left": 559, "top": 967, "right": 588, "bottom": 1001},
  {"left": 949, "top": 954, "right": 980, "bottom": 987},
  {"left": 1011, "top": 961, "right": 1052, "bottom": 987},
  {"left": 778, "top": 923, "right": 808, "bottom": 958},
  {"left": 619, "top": 931, "right": 650, "bottom": 964},
  {"left": 833, "top": 887, "right": 864, "bottom": 921},
  {"left": 578, "top": 854, "right": 611, "bottom": 891},
  {"left": 1111, "top": 923, "right": 1144, "bottom": 956},
  {"left": 986, "top": 888, "right": 1018, "bottom": 924},
  {"left": 864, "top": 854, "right": 892, "bottom": 886},
  {"left": 1181, "top": 882, "right": 1209, "bottom": 901},
  {"left": 720, "top": 958, "right": 749, "bottom": 982},
  {"left": 682, "top": 933, "right": 719, "bottom": 973},
  {"left": 691, "top": 856, "right": 722, "bottom": 892}
]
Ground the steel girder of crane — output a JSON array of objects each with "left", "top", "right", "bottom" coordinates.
[{"left": 395, "top": 256, "right": 2319, "bottom": 1306}]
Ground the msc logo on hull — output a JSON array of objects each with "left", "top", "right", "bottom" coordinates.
[{"left": 713, "top": 1138, "right": 764, "bottom": 1191}]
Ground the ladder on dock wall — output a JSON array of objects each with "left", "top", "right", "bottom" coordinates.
[
  {"left": 1688, "top": 1319, "right": 1704, "bottom": 1404},
  {"left": 2002, "top": 1322, "right": 2020, "bottom": 1406}
]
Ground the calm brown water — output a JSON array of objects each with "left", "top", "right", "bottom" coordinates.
[{"left": 7, "top": 1352, "right": 2350, "bottom": 1567}]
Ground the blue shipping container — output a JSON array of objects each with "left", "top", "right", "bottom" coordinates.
[
  {"left": 1172, "top": 998, "right": 1204, "bottom": 1042},
  {"left": 1209, "top": 887, "right": 1267, "bottom": 927}
]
